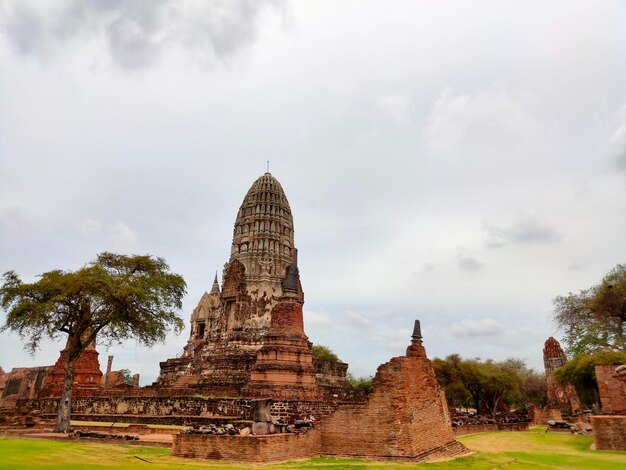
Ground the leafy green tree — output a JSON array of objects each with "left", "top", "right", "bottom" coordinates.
[
  {"left": 434, "top": 355, "right": 543, "bottom": 414},
  {"left": 459, "top": 359, "right": 487, "bottom": 412},
  {"left": 518, "top": 369, "right": 547, "bottom": 409},
  {"left": 311, "top": 344, "right": 340, "bottom": 363},
  {"left": 0, "top": 253, "right": 186, "bottom": 433},
  {"left": 432, "top": 354, "right": 471, "bottom": 408},
  {"left": 347, "top": 373, "right": 374, "bottom": 394},
  {"left": 554, "top": 264, "right": 626, "bottom": 355},
  {"left": 118, "top": 369, "right": 134, "bottom": 386},
  {"left": 481, "top": 360, "right": 522, "bottom": 417},
  {"left": 553, "top": 350, "right": 626, "bottom": 410}
]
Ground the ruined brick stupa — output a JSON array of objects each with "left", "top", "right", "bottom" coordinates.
[
  {"left": 157, "top": 173, "right": 348, "bottom": 398},
  {"left": 543, "top": 337, "right": 581, "bottom": 416}
]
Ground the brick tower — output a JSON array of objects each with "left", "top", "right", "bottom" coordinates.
[
  {"left": 543, "top": 337, "right": 581, "bottom": 416},
  {"left": 243, "top": 250, "right": 321, "bottom": 400}
]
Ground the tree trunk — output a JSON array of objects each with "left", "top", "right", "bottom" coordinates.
[
  {"left": 490, "top": 395, "right": 502, "bottom": 418},
  {"left": 472, "top": 393, "right": 480, "bottom": 414},
  {"left": 54, "top": 354, "right": 76, "bottom": 433}
]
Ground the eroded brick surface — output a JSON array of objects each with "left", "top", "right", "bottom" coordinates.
[
  {"left": 38, "top": 347, "right": 103, "bottom": 398},
  {"left": 596, "top": 365, "right": 626, "bottom": 414},
  {"left": 320, "top": 351, "right": 464, "bottom": 460},
  {"left": 591, "top": 416, "right": 626, "bottom": 450},
  {"left": 543, "top": 337, "right": 581, "bottom": 415}
]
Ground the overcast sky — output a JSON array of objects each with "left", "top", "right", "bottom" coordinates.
[{"left": 1, "top": 0, "right": 626, "bottom": 384}]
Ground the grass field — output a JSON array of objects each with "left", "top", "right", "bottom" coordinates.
[{"left": 0, "top": 427, "right": 624, "bottom": 469}]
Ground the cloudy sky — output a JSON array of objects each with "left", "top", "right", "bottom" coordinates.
[{"left": 1, "top": 0, "right": 626, "bottom": 383}]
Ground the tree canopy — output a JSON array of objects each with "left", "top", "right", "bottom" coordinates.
[
  {"left": 311, "top": 344, "right": 341, "bottom": 363},
  {"left": 0, "top": 252, "right": 186, "bottom": 431},
  {"left": 552, "top": 349, "right": 626, "bottom": 409},
  {"left": 553, "top": 264, "right": 626, "bottom": 355},
  {"left": 119, "top": 369, "right": 134, "bottom": 386},
  {"left": 433, "top": 354, "right": 546, "bottom": 415},
  {"left": 347, "top": 373, "right": 374, "bottom": 394}
]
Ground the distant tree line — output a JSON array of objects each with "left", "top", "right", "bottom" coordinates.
[{"left": 432, "top": 354, "right": 546, "bottom": 416}]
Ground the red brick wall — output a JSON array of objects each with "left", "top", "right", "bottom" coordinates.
[
  {"left": 595, "top": 365, "right": 626, "bottom": 414},
  {"left": 19, "top": 396, "right": 344, "bottom": 426},
  {"left": 529, "top": 406, "right": 562, "bottom": 425},
  {"left": 320, "top": 355, "right": 465, "bottom": 460},
  {"left": 591, "top": 415, "right": 626, "bottom": 451},
  {"left": 38, "top": 348, "right": 103, "bottom": 398},
  {"left": 172, "top": 431, "right": 321, "bottom": 462}
]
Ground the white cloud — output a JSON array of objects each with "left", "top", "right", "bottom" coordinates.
[
  {"left": 376, "top": 94, "right": 411, "bottom": 124},
  {"left": 457, "top": 255, "right": 484, "bottom": 272},
  {"left": 344, "top": 311, "right": 371, "bottom": 329},
  {"left": 484, "top": 216, "right": 563, "bottom": 248},
  {"left": 79, "top": 218, "right": 102, "bottom": 234},
  {"left": 0, "top": 207, "right": 34, "bottom": 230},
  {"left": 108, "top": 221, "right": 137, "bottom": 251},
  {"left": 0, "top": 0, "right": 287, "bottom": 69},
  {"left": 449, "top": 319, "right": 502, "bottom": 338},
  {"left": 413, "top": 262, "right": 435, "bottom": 276},
  {"left": 610, "top": 120, "right": 626, "bottom": 172},
  {"left": 424, "top": 87, "right": 541, "bottom": 155},
  {"left": 303, "top": 309, "right": 332, "bottom": 328}
]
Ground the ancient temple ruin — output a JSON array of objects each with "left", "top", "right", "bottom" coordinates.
[
  {"left": 172, "top": 321, "right": 467, "bottom": 463},
  {"left": 5, "top": 172, "right": 468, "bottom": 463},
  {"left": 156, "top": 172, "right": 349, "bottom": 399}
]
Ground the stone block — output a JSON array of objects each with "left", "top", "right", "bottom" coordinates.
[{"left": 252, "top": 422, "right": 269, "bottom": 435}]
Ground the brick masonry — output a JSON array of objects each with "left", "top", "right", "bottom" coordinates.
[
  {"left": 319, "top": 351, "right": 464, "bottom": 460},
  {"left": 529, "top": 405, "right": 562, "bottom": 425},
  {"left": 591, "top": 416, "right": 626, "bottom": 451},
  {"left": 173, "top": 361, "right": 468, "bottom": 462},
  {"left": 0, "top": 366, "right": 49, "bottom": 409},
  {"left": 591, "top": 364, "right": 626, "bottom": 451},
  {"left": 543, "top": 337, "right": 581, "bottom": 416},
  {"left": 38, "top": 347, "right": 103, "bottom": 398},
  {"left": 18, "top": 396, "right": 342, "bottom": 425},
  {"left": 595, "top": 365, "right": 626, "bottom": 414},
  {"left": 173, "top": 431, "right": 322, "bottom": 462},
  {"left": 171, "top": 335, "right": 468, "bottom": 463}
]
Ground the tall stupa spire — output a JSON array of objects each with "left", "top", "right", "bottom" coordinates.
[
  {"left": 219, "top": 172, "right": 301, "bottom": 336},
  {"left": 230, "top": 173, "right": 295, "bottom": 285},
  {"left": 209, "top": 272, "right": 220, "bottom": 295}
]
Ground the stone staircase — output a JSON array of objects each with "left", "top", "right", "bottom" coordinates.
[{"left": 170, "top": 374, "right": 200, "bottom": 390}]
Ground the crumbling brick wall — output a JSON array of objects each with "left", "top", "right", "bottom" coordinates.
[
  {"left": 0, "top": 366, "right": 49, "bottom": 409},
  {"left": 18, "top": 396, "right": 341, "bottom": 424},
  {"left": 529, "top": 406, "right": 562, "bottom": 425},
  {"left": 173, "top": 431, "right": 322, "bottom": 462},
  {"left": 38, "top": 348, "right": 102, "bottom": 398},
  {"left": 591, "top": 416, "right": 626, "bottom": 451},
  {"left": 320, "top": 354, "right": 465, "bottom": 460},
  {"left": 595, "top": 365, "right": 626, "bottom": 414}
]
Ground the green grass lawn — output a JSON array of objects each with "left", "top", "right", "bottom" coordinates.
[{"left": 0, "top": 428, "right": 624, "bottom": 469}]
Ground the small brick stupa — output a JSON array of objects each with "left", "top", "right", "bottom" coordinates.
[
  {"left": 38, "top": 338, "right": 103, "bottom": 398},
  {"left": 318, "top": 320, "right": 467, "bottom": 460},
  {"left": 243, "top": 250, "right": 322, "bottom": 400}
]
